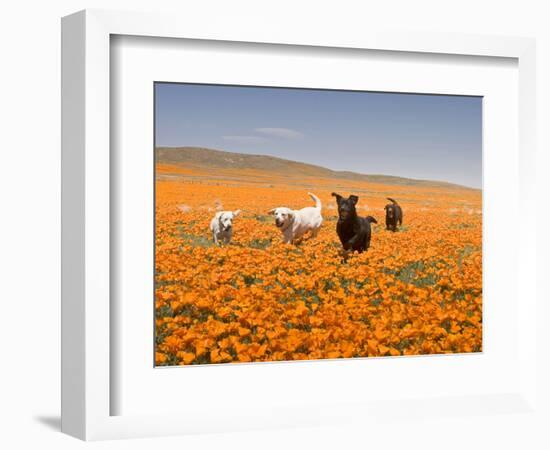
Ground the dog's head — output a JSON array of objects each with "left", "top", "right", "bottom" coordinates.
[
  {"left": 332, "top": 192, "right": 358, "bottom": 222},
  {"left": 385, "top": 204, "right": 395, "bottom": 219},
  {"left": 216, "top": 210, "right": 240, "bottom": 232},
  {"left": 268, "top": 207, "right": 295, "bottom": 230}
]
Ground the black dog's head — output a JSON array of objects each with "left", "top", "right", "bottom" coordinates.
[
  {"left": 385, "top": 204, "right": 395, "bottom": 219},
  {"left": 332, "top": 192, "right": 359, "bottom": 222}
]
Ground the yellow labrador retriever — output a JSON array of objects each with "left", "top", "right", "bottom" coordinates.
[{"left": 268, "top": 193, "right": 323, "bottom": 244}]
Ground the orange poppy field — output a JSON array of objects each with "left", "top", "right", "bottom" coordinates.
[{"left": 155, "top": 162, "right": 482, "bottom": 366}]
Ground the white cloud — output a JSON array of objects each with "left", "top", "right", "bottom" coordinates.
[
  {"left": 222, "top": 135, "right": 267, "bottom": 144},
  {"left": 255, "top": 127, "right": 304, "bottom": 139}
]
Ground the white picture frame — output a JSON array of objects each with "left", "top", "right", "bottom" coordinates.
[{"left": 61, "top": 9, "right": 539, "bottom": 441}]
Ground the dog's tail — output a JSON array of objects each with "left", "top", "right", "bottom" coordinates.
[
  {"left": 308, "top": 192, "right": 322, "bottom": 209},
  {"left": 386, "top": 197, "right": 399, "bottom": 205},
  {"left": 365, "top": 215, "right": 378, "bottom": 224}
]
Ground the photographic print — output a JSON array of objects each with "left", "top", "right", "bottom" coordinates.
[{"left": 154, "top": 83, "right": 482, "bottom": 366}]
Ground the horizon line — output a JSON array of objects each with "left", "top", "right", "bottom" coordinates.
[{"left": 155, "top": 145, "right": 481, "bottom": 191}]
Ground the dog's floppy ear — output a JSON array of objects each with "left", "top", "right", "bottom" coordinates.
[
  {"left": 349, "top": 195, "right": 359, "bottom": 205},
  {"left": 233, "top": 209, "right": 241, "bottom": 217},
  {"left": 267, "top": 208, "right": 277, "bottom": 215},
  {"left": 288, "top": 210, "right": 296, "bottom": 222},
  {"left": 331, "top": 192, "right": 342, "bottom": 203}
]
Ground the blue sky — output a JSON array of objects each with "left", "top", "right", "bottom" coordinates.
[{"left": 155, "top": 83, "right": 482, "bottom": 188}]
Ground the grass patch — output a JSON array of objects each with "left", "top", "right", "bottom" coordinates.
[
  {"left": 248, "top": 238, "right": 272, "bottom": 249},
  {"left": 155, "top": 325, "right": 170, "bottom": 346},
  {"left": 176, "top": 225, "right": 214, "bottom": 248},
  {"left": 395, "top": 338, "right": 413, "bottom": 351},
  {"left": 285, "top": 321, "right": 312, "bottom": 332},
  {"left": 451, "top": 223, "right": 475, "bottom": 230},
  {"left": 384, "top": 260, "right": 440, "bottom": 288},
  {"left": 161, "top": 353, "right": 179, "bottom": 366},
  {"left": 450, "top": 288, "right": 480, "bottom": 303},
  {"left": 242, "top": 274, "right": 263, "bottom": 286},
  {"left": 155, "top": 279, "right": 187, "bottom": 289},
  {"left": 156, "top": 304, "right": 174, "bottom": 319},
  {"left": 180, "top": 232, "right": 214, "bottom": 248},
  {"left": 395, "top": 261, "right": 425, "bottom": 284},
  {"left": 323, "top": 279, "right": 336, "bottom": 291},
  {"left": 192, "top": 352, "right": 212, "bottom": 365},
  {"left": 254, "top": 215, "right": 273, "bottom": 223},
  {"left": 384, "top": 224, "right": 409, "bottom": 232},
  {"left": 370, "top": 297, "right": 383, "bottom": 307},
  {"left": 276, "top": 287, "right": 322, "bottom": 314},
  {"left": 457, "top": 244, "right": 477, "bottom": 268},
  {"left": 414, "top": 272, "right": 439, "bottom": 287}
]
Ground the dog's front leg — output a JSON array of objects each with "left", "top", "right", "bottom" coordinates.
[
  {"left": 224, "top": 231, "right": 232, "bottom": 245},
  {"left": 212, "top": 231, "right": 219, "bottom": 245},
  {"left": 310, "top": 227, "right": 320, "bottom": 239},
  {"left": 343, "top": 234, "right": 358, "bottom": 250},
  {"left": 284, "top": 233, "right": 295, "bottom": 244},
  {"left": 345, "top": 232, "right": 365, "bottom": 251}
]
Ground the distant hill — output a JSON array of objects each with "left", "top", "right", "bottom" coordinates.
[{"left": 156, "top": 146, "right": 475, "bottom": 190}]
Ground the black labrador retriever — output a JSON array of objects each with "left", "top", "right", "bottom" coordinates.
[
  {"left": 384, "top": 197, "right": 403, "bottom": 232},
  {"left": 332, "top": 192, "right": 377, "bottom": 253}
]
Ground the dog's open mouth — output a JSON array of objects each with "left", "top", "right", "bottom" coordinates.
[{"left": 275, "top": 220, "right": 284, "bottom": 228}]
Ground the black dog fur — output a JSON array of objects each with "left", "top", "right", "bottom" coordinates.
[
  {"left": 332, "top": 192, "right": 377, "bottom": 253},
  {"left": 384, "top": 197, "right": 403, "bottom": 232}
]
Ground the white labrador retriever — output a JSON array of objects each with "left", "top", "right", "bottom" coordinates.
[
  {"left": 210, "top": 210, "right": 240, "bottom": 245},
  {"left": 269, "top": 193, "right": 323, "bottom": 244}
]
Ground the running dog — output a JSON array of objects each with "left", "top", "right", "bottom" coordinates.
[
  {"left": 268, "top": 193, "right": 323, "bottom": 244},
  {"left": 332, "top": 192, "right": 377, "bottom": 253},
  {"left": 210, "top": 210, "right": 241, "bottom": 245},
  {"left": 384, "top": 197, "right": 403, "bottom": 232}
]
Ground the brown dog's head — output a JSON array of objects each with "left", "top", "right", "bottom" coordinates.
[
  {"left": 332, "top": 192, "right": 358, "bottom": 222},
  {"left": 385, "top": 204, "right": 395, "bottom": 219}
]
